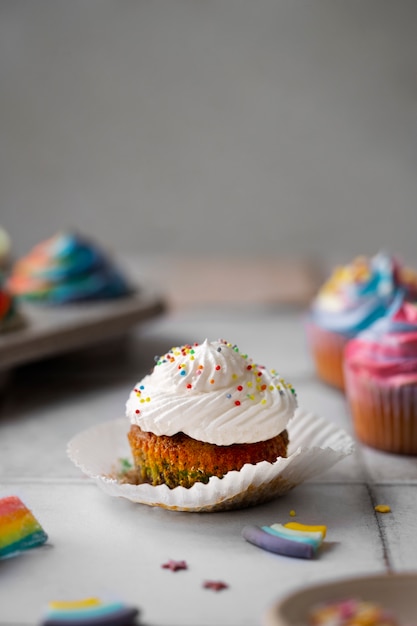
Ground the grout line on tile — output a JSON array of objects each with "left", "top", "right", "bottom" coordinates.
[{"left": 365, "top": 482, "right": 393, "bottom": 573}]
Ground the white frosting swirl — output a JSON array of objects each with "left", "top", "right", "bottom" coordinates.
[{"left": 126, "top": 339, "right": 297, "bottom": 445}]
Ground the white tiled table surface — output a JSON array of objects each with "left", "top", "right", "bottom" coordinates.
[{"left": 1, "top": 306, "right": 417, "bottom": 626}]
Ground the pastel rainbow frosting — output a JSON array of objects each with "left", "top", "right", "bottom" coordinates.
[
  {"left": 7, "top": 232, "right": 131, "bottom": 304},
  {"left": 344, "top": 294, "right": 417, "bottom": 387},
  {"left": 310, "top": 252, "right": 417, "bottom": 338},
  {"left": 0, "top": 495, "right": 48, "bottom": 559},
  {"left": 42, "top": 597, "right": 139, "bottom": 626}
]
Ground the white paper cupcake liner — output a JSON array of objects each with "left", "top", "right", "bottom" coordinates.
[{"left": 67, "top": 407, "right": 354, "bottom": 512}]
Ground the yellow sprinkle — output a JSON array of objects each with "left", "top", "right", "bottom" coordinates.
[
  {"left": 375, "top": 504, "right": 391, "bottom": 513},
  {"left": 269, "top": 385, "right": 274, "bottom": 391},
  {"left": 289, "top": 510, "right": 296, "bottom": 517},
  {"left": 140, "top": 399, "right": 145, "bottom": 403},
  {"left": 48, "top": 598, "right": 101, "bottom": 610},
  {"left": 190, "top": 356, "right": 195, "bottom": 360},
  {"left": 285, "top": 522, "right": 327, "bottom": 538},
  {"left": 146, "top": 397, "right": 151, "bottom": 402},
  {"left": 232, "top": 373, "right": 237, "bottom": 379},
  {"left": 247, "top": 381, "right": 253, "bottom": 388},
  {"left": 261, "top": 399, "right": 267, "bottom": 405}
]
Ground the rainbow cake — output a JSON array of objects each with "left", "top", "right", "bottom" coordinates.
[
  {"left": 125, "top": 339, "right": 297, "bottom": 489},
  {"left": 306, "top": 252, "right": 417, "bottom": 390},
  {"left": 7, "top": 232, "right": 131, "bottom": 304},
  {"left": 0, "top": 495, "right": 48, "bottom": 559},
  {"left": 344, "top": 294, "right": 417, "bottom": 455},
  {"left": 0, "top": 274, "right": 24, "bottom": 332},
  {"left": 41, "top": 598, "right": 139, "bottom": 626}
]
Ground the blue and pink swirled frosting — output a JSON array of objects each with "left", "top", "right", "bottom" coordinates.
[
  {"left": 310, "top": 253, "right": 417, "bottom": 338},
  {"left": 8, "top": 232, "right": 131, "bottom": 304},
  {"left": 345, "top": 295, "right": 417, "bottom": 386}
]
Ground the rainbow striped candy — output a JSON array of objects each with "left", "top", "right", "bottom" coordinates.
[
  {"left": 242, "top": 521, "right": 327, "bottom": 559},
  {"left": 41, "top": 597, "right": 140, "bottom": 626},
  {"left": 0, "top": 495, "right": 48, "bottom": 559}
]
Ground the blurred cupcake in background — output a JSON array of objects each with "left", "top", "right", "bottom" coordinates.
[
  {"left": 344, "top": 293, "right": 417, "bottom": 455},
  {"left": 7, "top": 231, "right": 132, "bottom": 305},
  {"left": 0, "top": 273, "right": 24, "bottom": 333},
  {"left": 0, "top": 226, "right": 11, "bottom": 271},
  {"left": 306, "top": 252, "right": 417, "bottom": 390}
]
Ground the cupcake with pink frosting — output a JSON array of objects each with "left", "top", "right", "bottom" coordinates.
[
  {"left": 306, "top": 252, "right": 417, "bottom": 391},
  {"left": 344, "top": 293, "right": 417, "bottom": 454}
]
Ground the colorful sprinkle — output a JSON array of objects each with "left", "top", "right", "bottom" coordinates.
[
  {"left": 374, "top": 504, "right": 391, "bottom": 514},
  {"left": 162, "top": 560, "right": 188, "bottom": 572},
  {"left": 203, "top": 581, "right": 229, "bottom": 592}
]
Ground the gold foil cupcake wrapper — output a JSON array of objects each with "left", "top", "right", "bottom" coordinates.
[{"left": 67, "top": 407, "right": 354, "bottom": 512}]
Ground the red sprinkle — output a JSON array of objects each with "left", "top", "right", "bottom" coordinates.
[
  {"left": 235, "top": 400, "right": 241, "bottom": 406},
  {"left": 203, "top": 581, "right": 229, "bottom": 591},
  {"left": 237, "top": 385, "right": 243, "bottom": 391},
  {"left": 135, "top": 410, "right": 140, "bottom": 414},
  {"left": 162, "top": 560, "right": 188, "bottom": 572},
  {"left": 186, "top": 384, "right": 192, "bottom": 389},
  {"left": 215, "top": 365, "right": 221, "bottom": 370}
]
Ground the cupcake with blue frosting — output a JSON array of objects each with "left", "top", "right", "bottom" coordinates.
[
  {"left": 306, "top": 252, "right": 417, "bottom": 390},
  {"left": 7, "top": 232, "right": 131, "bottom": 304}
]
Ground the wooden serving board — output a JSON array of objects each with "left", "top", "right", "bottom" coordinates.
[{"left": 0, "top": 287, "right": 166, "bottom": 370}]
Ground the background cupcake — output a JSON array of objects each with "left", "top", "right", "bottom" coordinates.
[
  {"left": 306, "top": 252, "right": 417, "bottom": 391},
  {"left": 344, "top": 293, "right": 417, "bottom": 455},
  {"left": 0, "top": 273, "right": 24, "bottom": 333},
  {"left": 7, "top": 231, "right": 131, "bottom": 305}
]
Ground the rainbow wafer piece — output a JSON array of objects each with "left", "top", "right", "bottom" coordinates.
[
  {"left": 242, "top": 521, "right": 327, "bottom": 559},
  {"left": 41, "top": 597, "right": 140, "bottom": 626},
  {"left": 0, "top": 495, "right": 48, "bottom": 559}
]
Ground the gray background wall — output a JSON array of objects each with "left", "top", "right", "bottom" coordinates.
[{"left": 1, "top": 0, "right": 417, "bottom": 264}]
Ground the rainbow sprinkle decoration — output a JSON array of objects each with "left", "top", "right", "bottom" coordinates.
[
  {"left": 242, "top": 521, "right": 327, "bottom": 559},
  {"left": 0, "top": 495, "right": 48, "bottom": 559},
  {"left": 41, "top": 597, "right": 140, "bottom": 626}
]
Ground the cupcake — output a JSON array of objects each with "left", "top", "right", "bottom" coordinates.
[
  {"left": 0, "top": 273, "right": 24, "bottom": 333},
  {"left": 125, "top": 339, "right": 297, "bottom": 489},
  {"left": 7, "top": 231, "right": 131, "bottom": 304},
  {"left": 344, "top": 293, "right": 417, "bottom": 454},
  {"left": 306, "top": 252, "right": 417, "bottom": 390}
]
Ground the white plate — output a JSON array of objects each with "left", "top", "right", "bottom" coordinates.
[
  {"left": 67, "top": 408, "right": 354, "bottom": 512},
  {"left": 264, "top": 573, "right": 417, "bottom": 625}
]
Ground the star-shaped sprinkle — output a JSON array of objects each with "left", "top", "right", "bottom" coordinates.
[
  {"left": 203, "top": 580, "right": 229, "bottom": 591},
  {"left": 161, "top": 559, "right": 188, "bottom": 572}
]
